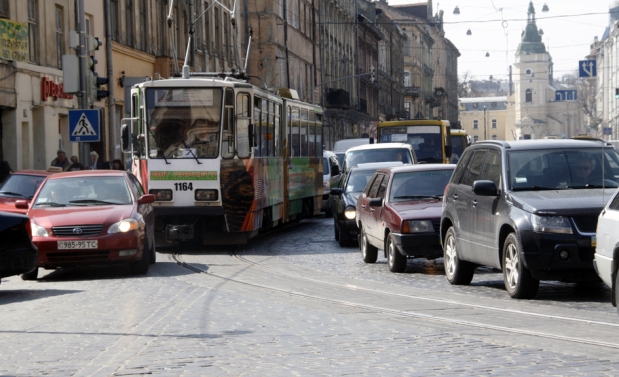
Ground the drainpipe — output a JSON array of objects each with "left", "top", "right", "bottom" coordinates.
[
  {"left": 283, "top": 0, "right": 290, "bottom": 87},
  {"left": 104, "top": 0, "right": 116, "bottom": 159}
]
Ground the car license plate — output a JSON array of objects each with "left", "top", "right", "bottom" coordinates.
[
  {"left": 591, "top": 235, "right": 596, "bottom": 247},
  {"left": 57, "top": 240, "right": 98, "bottom": 249}
]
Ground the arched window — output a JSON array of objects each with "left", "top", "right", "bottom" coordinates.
[{"left": 525, "top": 89, "right": 532, "bottom": 103}]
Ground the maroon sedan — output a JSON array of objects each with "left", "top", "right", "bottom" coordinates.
[
  {"left": 356, "top": 164, "right": 455, "bottom": 272},
  {"left": 0, "top": 170, "right": 54, "bottom": 214},
  {"left": 16, "top": 170, "right": 155, "bottom": 280}
]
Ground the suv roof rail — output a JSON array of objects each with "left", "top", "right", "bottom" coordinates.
[{"left": 476, "top": 140, "right": 510, "bottom": 148}]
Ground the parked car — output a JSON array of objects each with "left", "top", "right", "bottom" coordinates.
[
  {"left": 0, "top": 211, "right": 38, "bottom": 283},
  {"left": 0, "top": 170, "right": 54, "bottom": 214},
  {"left": 356, "top": 164, "right": 455, "bottom": 271},
  {"left": 16, "top": 170, "right": 156, "bottom": 280},
  {"left": 322, "top": 151, "right": 341, "bottom": 217},
  {"left": 331, "top": 162, "right": 404, "bottom": 246},
  {"left": 441, "top": 139, "right": 619, "bottom": 299},
  {"left": 333, "top": 138, "right": 373, "bottom": 167},
  {"left": 342, "top": 143, "right": 417, "bottom": 172},
  {"left": 594, "top": 187, "right": 619, "bottom": 313}
]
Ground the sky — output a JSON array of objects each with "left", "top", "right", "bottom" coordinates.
[{"left": 384, "top": 0, "right": 613, "bottom": 82}]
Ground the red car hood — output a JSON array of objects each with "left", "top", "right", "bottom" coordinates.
[
  {"left": 29, "top": 205, "right": 135, "bottom": 228},
  {"left": 0, "top": 196, "right": 28, "bottom": 214},
  {"left": 389, "top": 199, "right": 443, "bottom": 220}
]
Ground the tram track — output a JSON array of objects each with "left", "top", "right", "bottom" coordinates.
[{"left": 172, "top": 217, "right": 619, "bottom": 349}]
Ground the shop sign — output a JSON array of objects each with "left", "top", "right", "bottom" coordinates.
[
  {"left": 41, "top": 77, "right": 73, "bottom": 101},
  {"left": 0, "top": 18, "right": 29, "bottom": 62}
]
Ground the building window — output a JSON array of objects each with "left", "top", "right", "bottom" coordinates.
[
  {"left": 0, "top": 0, "right": 8, "bottom": 18},
  {"left": 492, "top": 135, "right": 497, "bottom": 140},
  {"left": 28, "top": 0, "right": 38, "bottom": 63},
  {"left": 204, "top": 1, "right": 210, "bottom": 52},
  {"left": 492, "top": 119, "right": 497, "bottom": 129},
  {"left": 126, "top": 0, "right": 134, "bottom": 47},
  {"left": 56, "top": 6, "right": 64, "bottom": 68},
  {"left": 525, "top": 88, "right": 532, "bottom": 103},
  {"left": 404, "top": 102, "right": 411, "bottom": 118},
  {"left": 111, "top": 0, "right": 119, "bottom": 41},
  {"left": 473, "top": 135, "right": 479, "bottom": 142},
  {"left": 473, "top": 120, "right": 479, "bottom": 129},
  {"left": 404, "top": 72, "right": 411, "bottom": 87}
]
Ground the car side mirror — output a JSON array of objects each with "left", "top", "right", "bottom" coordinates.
[
  {"left": 138, "top": 194, "right": 155, "bottom": 204},
  {"left": 472, "top": 180, "right": 498, "bottom": 196},
  {"left": 121, "top": 123, "right": 131, "bottom": 153},
  {"left": 331, "top": 164, "right": 340, "bottom": 176},
  {"left": 15, "top": 200, "right": 29, "bottom": 210},
  {"left": 330, "top": 187, "right": 343, "bottom": 196},
  {"left": 369, "top": 197, "right": 383, "bottom": 207}
]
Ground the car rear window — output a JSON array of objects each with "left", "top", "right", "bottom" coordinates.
[
  {"left": 346, "top": 148, "right": 411, "bottom": 168},
  {"left": 345, "top": 170, "right": 376, "bottom": 193}
]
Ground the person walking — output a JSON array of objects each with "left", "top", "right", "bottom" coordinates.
[
  {"left": 68, "top": 156, "right": 84, "bottom": 171},
  {"left": 89, "top": 151, "right": 109, "bottom": 170},
  {"left": 50, "top": 149, "right": 71, "bottom": 171}
]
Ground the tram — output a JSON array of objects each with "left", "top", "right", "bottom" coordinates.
[{"left": 121, "top": 76, "right": 324, "bottom": 245}]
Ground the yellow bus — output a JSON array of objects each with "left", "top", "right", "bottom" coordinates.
[
  {"left": 450, "top": 129, "right": 470, "bottom": 164},
  {"left": 377, "top": 119, "right": 452, "bottom": 164}
]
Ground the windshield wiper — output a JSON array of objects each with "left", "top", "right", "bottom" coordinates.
[
  {"left": 394, "top": 195, "right": 442, "bottom": 200},
  {"left": 70, "top": 199, "right": 118, "bottom": 205},
  {"left": 181, "top": 140, "right": 202, "bottom": 164},
  {"left": 146, "top": 125, "right": 170, "bottom": 164},
  {"left": 37, "top": 202, "right": 66, "bottom": 207},
  {"left": 0, "top": 191, "right": 27, "bottom": 197}
]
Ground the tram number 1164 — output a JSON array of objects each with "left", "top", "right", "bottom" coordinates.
[{"left": 174, "top": 182, "right": 194, "bottom": 191}]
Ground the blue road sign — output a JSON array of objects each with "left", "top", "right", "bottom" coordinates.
[
  {"left": 579, "top": 60, "right": 596, "bottom": 77},
  {"left": 604, "top": 127, "right": 612, "bottom": 136},
  {"left": 555, "top": 90, "right": 578, "bottom": 101},
  {"left": 69, "top": 109, "right": 100, "bottom": 142}
]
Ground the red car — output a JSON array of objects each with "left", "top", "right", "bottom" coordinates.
[
  {"left": 16, "top": 170, "right": 156, "bottom": 280},
  {"left": 0, "top": 170, "right": 54, "bottom": 214},
  {"left": 356, "top": 164, "right": 456, "bottom": 272}
]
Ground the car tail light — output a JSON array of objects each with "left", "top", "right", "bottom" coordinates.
[
  {"left": 149, "top": 189, "right": 173, "bottom": 201},
  {"left": 195, "top": 189, "right": 218, "bottom": 201}
]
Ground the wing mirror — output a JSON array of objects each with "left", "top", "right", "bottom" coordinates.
[
  {"left": 138, "top": 194, "right": 156, "bottom": 204},
  {"left": 369, "top": 197, "right": 383, "bottom": 207},
  {"left": 15, "top": 200, "right": 29, "bottom": 210},
  {"left": 472, "top": 180, "right": 498, "bottom": 196}
]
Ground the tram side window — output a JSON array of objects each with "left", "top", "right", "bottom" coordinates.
[
  {"left": 236, "top": 92, "right": 252, "bottom": 158},
  {"left": 308, "top": 111, "right": 317, "bottom": 157},
  {"left": 254, "top": 96, "right": 262, "bottom": 157},
  {"left": 316, "top": 115, "right": 323, "bottom": 157},
  {"left": 268, "top": 101, "right": 275, "bottom": 157},
  {"left": 290, "top": 106, "right": 300, "bottom": 157},
  {"left": 300, "top": 109, "right": 308, "bottom": 157},
  {"left": 263, "top": 99, "right": 270, "bottom": 157},
  {"left": 274, "top": 103, "right": 281, "bottom": 157},
  {"left": 222, "top": 88, "right": 235, "bottom": 158}
]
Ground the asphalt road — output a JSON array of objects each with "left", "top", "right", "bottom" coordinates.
[{"left": 1, "top": 216, "right": 619, "bottom": 376}]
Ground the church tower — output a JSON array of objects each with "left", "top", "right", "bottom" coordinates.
[{"left": 513, "top": 2, "right": 552, "bottom": 139}]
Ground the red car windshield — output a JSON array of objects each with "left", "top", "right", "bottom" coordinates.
[
  {"left": 34, "top": 176, "right": 133, "bottom": 206},
  {"left": 0, "top": 174, "right": 47, "bottom": 199},
  {"left": 390, "top": 169, "right": 454, "bottom": 201}
]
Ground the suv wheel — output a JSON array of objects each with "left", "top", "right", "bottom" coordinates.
[
  {"left": 21, "top": 267, "right": 39, "bottom": 281},
  {"left": 387, "top": 234, "right": 407, "bottom": 272},
  {"left": 444, "top": 227, "right": 475, "bottom": 285},
  {"left": 360, "top": 227, "right": 378, "bottom": 263},
  {"left": 503, "top": 233, "right": 539, "bottom": 299}
]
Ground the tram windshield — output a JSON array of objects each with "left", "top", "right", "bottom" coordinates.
[{"left": 146, "top": 88, "right": 222, "bottom": 159}]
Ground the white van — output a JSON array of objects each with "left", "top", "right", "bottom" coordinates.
[
  {"left": 322, "top": 151, "right": 340, "bottom": 216},
  {"left": 333, "top": 138, "right": 373, "bottom": 167}
]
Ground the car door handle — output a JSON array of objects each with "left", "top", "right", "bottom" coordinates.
[
  {"left": 472, "top": 199, "right": 477, "bottom": 207},
  {"left": 453, "top": 194, "right": 458, "bottom": 200},
  {"left": 361, "top": 204, "right": 366, "bottom": 209},
  {"left": 370, "top": 208, "right": 375, "bottom": 212}
]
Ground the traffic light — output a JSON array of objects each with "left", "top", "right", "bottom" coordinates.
[
  {"left": 86, "top": 36, "right": 109, "bottom": 102},
  {"left": 370, "top": 65, "right": 375, "bottom": 83}
]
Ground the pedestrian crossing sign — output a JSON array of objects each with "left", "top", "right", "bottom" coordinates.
[{"left": 69, "top": 109, "right": 100, "bottom": 142}]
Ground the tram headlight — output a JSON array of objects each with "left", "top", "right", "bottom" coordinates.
[
  {"left": 195, "top": 189, "right": 218, "bottom": 201},
  {"left": 149, "top": 189, "right": 173, "bottom": 201}
]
